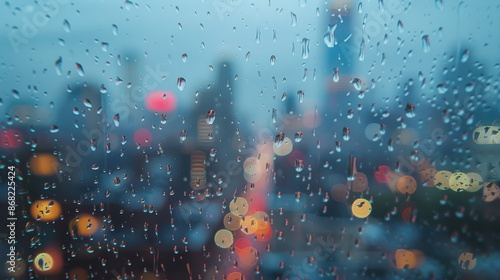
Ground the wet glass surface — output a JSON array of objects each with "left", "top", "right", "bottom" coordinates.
[{"left": 1, "top": 0, "right": 500, "bottom": 279}]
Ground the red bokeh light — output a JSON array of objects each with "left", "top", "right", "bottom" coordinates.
[
  {"left": 1, "top": 129, "right": 23, "bottom": 148},
  {"left": 133, "top": 129, "right": 152, "bottom": 147},
  {"left": 145, "top": 90, "right": 177, "bottom": 113},
  {"left": 374, "top": 165, "right": 392, "bottom": 183}
]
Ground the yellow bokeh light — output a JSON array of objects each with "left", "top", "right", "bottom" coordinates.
[
  {"left": 30, "top": 200, "right": 62, "bottom": 222},
  {"left": 69, "top": 214, "right": 101, "bottom": 237},
  {"left": 351, "top": 198, "right": 372, "bottom": 218},
  {"left": 449, "top": 172, "right": 470, "bottom": 192},
  {"left": 30, "top": 154, "right": 58, "bottom": 176},
  {"left": 229, "top": 197, "right": 248, "bottom": 216},
  {"left": 272, "top": 136, "right": 293, "bottom": 156},
  {"left": 34, "top": 253, "right": 53, "bottom": 272},
  {"left": 433, "top": 170, "right": 451, "bottom": 190},
  {"left": 214, "top": 229, "right": 234, "bottom": 248}
]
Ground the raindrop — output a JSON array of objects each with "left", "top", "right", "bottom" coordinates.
[
  {"left": 83, "top": 99, "right": 92, "bottom": 108},
  {"left": 352, "top": 78, "right": 362, "bottom": 90},
  {"left": 378, "top": 0, "right": 384, "bottom": 11},
  {"left": 333, "top": 67, "right": 340, "bottom": 82},
  {"left": 182, "top": 53, "right": 188, "bottom": 62},
  {"left": 422, "top": 35, "right": 430, "bottom": 53},
  {"left": 347, "top": 109, "right": 354, "bottom": 119},
  {"left": 465, "top": 81, "right": 475, "bottom": 93},
  {"left": 359, "top": 39, "right": 365, "bottom": 61},
  {"left": 461, "top": 49, "right": 470, "bottom": 63},
  {"left": 295, "top": 159, "right": 304, "bottom": 172},
  {"left": 12, "top": 90, "right": 20, "bottom": 99},
  {"left": 272, "top": 108, "right": 277, "bottom": 124},
  {"left": 291, "top": 12, "right": 297, "bottom": 27},
  {"left": 405, "top": 103, "right": 416, "bottom": 118},
  {"left": 63, "top": 19, "right": 71, "bottom": 32},
  {"left": 397, "top": 20, "right": 404, "bottom": 33},
  {"left": 435, "top": 0, "right": 444, "bottom": 10},
  {"left": 114, "top": 114, "right": 120, "bottom": 127},
  {"left": 323, "top": 24, "right": 336, "bottom": 48},
  {"left": 209, "top": 148, "right": 217, "bottom": 157},
  {"left": 55, "top": 57, "right": 62, "bottom": 76},
  {"left": 112, "top": 24, "right": 118, "bottom": 36},
  {"left": 301, "top": 38, "right": 310, "bottom": 59},
  {"left": 275, "top": 132, "right": 285, "bottom": 147},
  {"left": 50, "top": 126, "right": 59, "bottom": 133},
  {"left": 436, "top": 83, "right": 448, "bottom": 94},
  {"left": 255, "top": 29, "right": 261, "bottom": 44},
  {"left": 295, "top": 131, "right": 303, "bottom": 142},
  {"left": 180, "top": 130, "right": 187, "bottom": 142},
  {"left": 297, "top": 90, "right": 304, "bottom": 103},
  {"left": 343, "top": 127, "right": 350, "bottom": 141},
  {"left": 205, "top": 110, "right": 215, "bottom": 124},
  {"left": 75, "top": 63, "right": 85, "bottom": 76},
  {"left": 177, "top": 77, "right": 186, "bottom": 91},
  {"left": 270, "top": 55, "right": 276, "bottom": 65}
]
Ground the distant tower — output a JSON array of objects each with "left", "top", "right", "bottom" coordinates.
[{"left": 182, "top": 61, "right": 242, "bottom": 197}]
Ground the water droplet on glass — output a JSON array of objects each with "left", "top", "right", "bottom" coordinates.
[
  {"left": 357, "top": 2, "right": 363, "bottom": 13},
  {"left": 12, "top": 90, "right": 20, "bottom": 99},
  {"left": 295, "top": 159, "right": 304, "bottom": 172},
  {"left": 245, "top": 51, "right": 250, "bottom": 62},
  {"left": 205, "top": 110, "right": 215, "bottom": 124},
  {"left": 461, "top": 49, "right": 470, "bottom": 63},
  {"left": 76, "top": 63, "right": 85, "bottom": 76},
  {"left": 180, "top": 130, "right": 187, "bottom": 142},
  {"left": 83, "top": 99, "right": 92, "bottom": 108},
  {"left": 341, "top": 127, "right": 350, "bottom": 141},
  {"left": 323, "top": 24, "right": 336, "bottom": 48},
  {"left": 435, "top": 0, "right": 444, "bottom": 10},
  {"left": 397, "top": 20, "right": 404, "bottom": 33},
  {"left": 378, "top": 0, "right": 385, "bottom": 11},
  {"left": 347, "top": 109, "right": 354, "bottom": 119},
  {"left": 422, "top": 35, "right": 430, "bottom": 53},
  {"left": 405, "top": 103, "right": 416, "bottom": 118},
  {"left": 291, "top": 12, "right": 297, "bottom": 27},
  {"left": 381, "top": 53, "right": 387, "bottom": 65},
  {"left": 275, "top": 132, "right": 285, "bottom": 147},
  {"left": 272, "top": 108, "right": 277, "bottom": 124},
  {"left": 333, "top": 67, "right": 340, "bottom": 82},
  {"left": 295, "top": 131, "right": 303, "bottom": 142},
  {"left": 465, "top": 81, "right": 475, "bottom": 93},
  {"left": 352, "top": 78, "right": 362, "bottom": 90},
  {"left": 50, "top": 125, "right": 59, "bottom": 133},
  {"left": 301, "top": 38, "right": 310, "bottom": 59},
  {"left": 114, "top": 114, "right": 120, "bottom": 127},
  {"left": 297, "top": 90, "right": 304, "bottom": 103},
  {"left": 177, "top": 77, "right": 186, "bottom": 91},
  {"left": 359, "top": 39, "right": 365, "bottom": 61},
  {"left": 182, "top": 53, "right": 188, "bottom": 62},
  {"left": 55, "top": 57, "right": 62, "bottom": 76},
  {"left": 436, "top": 83, "right": 448, "bottom": 94},
  {"left": 63, "top": 19, "right": 71, "bottom": 32},
  {"left": 112, "top": 24, "right": 118, "bottom": 36},
  {"left": 270, "top": 55, "right": 276, "bottom": 65},
  {"left": 101, "top": 42, "right": 109, "bottom": 52}
]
